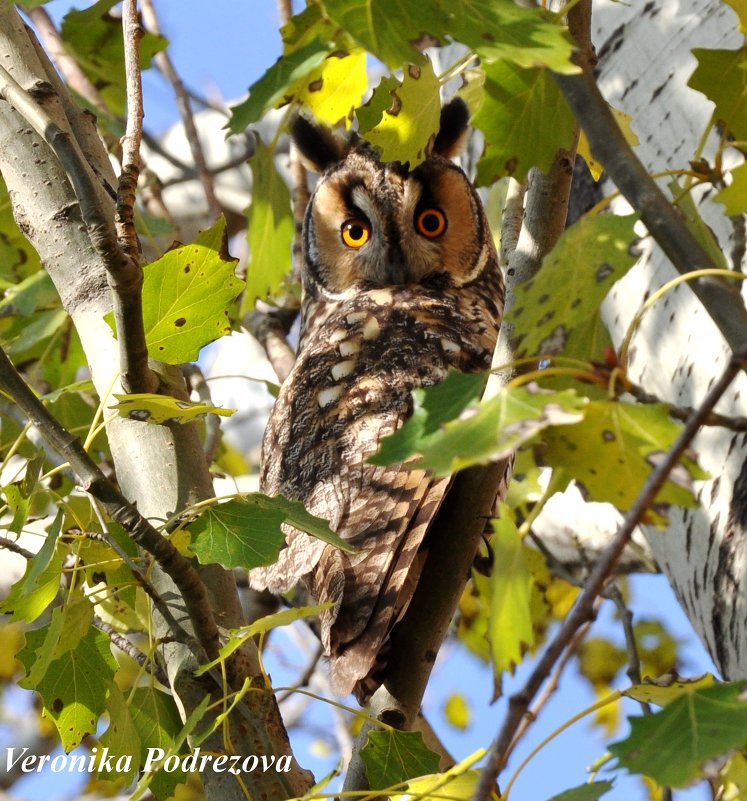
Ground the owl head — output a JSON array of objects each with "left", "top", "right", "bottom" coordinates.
[{"left": 292, "top": 99, "right": 494, "bottom": 303}]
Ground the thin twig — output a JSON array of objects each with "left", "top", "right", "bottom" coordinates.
[
  {"left": 0, "top": 346, "right": 220, "bottom": 664},
  {"left": 472, "top": 343, "right": 747, "bottom": 801},
  {"left": 117, "top": 0, "right": 145, "bottom": 260},
  {"left": 506, "top": 619, "right": 593, "bottom": 761},
  {"left": 92, "top": 616, "right": 169, "bottom": 685},
  {"left": 277, "top": 643, "right": 324, "bottom": 703},
  {"left": 0, "top": 537, "right": 35, "bottom": 560},
  {"left": 140, "top": 0, "right": 222, "bottom": 219},
  {"left": 0, "top": 63, "right": 156, "bottom": 395}
]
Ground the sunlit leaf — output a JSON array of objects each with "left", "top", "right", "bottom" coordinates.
[
  {"left": 99, "top": 685, "right": 141, "bottom": 785},
  {"left": 610, "top": 681, "right": 747, "bottom": 787},
  {"left": 138, "top": 217, "right": 242, "bottom": 363},
  {"left": 361, "top": 730, "right": 440, "bottom": 790},
  {"left": 509, "top": 214, "right": 639, "bottom": 363},
  {"left": 244, "top": 138, "right": 295, "bottom": 310},
  {"left": 110, "top": 393, "right": 236, "bottom": 425},
  {"left": 488, "top": 511, "right": 533, "bottom": 678},
  {"left": 543, "top": 400, "right": 708, "bottom": 519},
  {"left": 189, "top": 494, "right": 353, "bottom": 570},
  {"left": 298, "top": 49, "right": 367, "bottom": 126},
  {"left": 358, "top": 60, "right": 441, "bottom": 167},
  {"left": 409, "top": 384, "right": 587, "bottom": 477},
  {"left": 475, "top": 62, "right": 576, "bottom": 184}
]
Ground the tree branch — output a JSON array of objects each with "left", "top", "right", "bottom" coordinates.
[
  {"left": 0, "top": 345, "right": 221, "bottom": 663},
  {"left": 92, "top": 617, "right": 169, "bottom": 685},
  {"left": 0, "top": 62, "right": 155, "bottom": 395},
  {"left": 553, "top": 59, "right": 747, "bottom": 359},
  {"left": 140, "top": 0, "right": 222, "bottom": 219},
  {"left": 472, "top": 342, "right": 747, "bottom": 801}
]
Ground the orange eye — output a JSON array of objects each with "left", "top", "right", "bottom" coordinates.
[
  {"left": 341, "top": 219, "right": 371, "bottom": 248},
  {"left": 416, "top": 208, "right": 447, "bottom": 238}
]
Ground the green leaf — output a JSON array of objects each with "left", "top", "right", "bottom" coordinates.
[
  {"left": 449, "top": 0, "right": 576, "bottom": 73},
  {"left": 474, "top": 62, "right": 576, "bottom": 184},
  {"left": 547, "top": 782, "right": 614, "bottom": 801},
  {"left": 243, "top": 138, "right": 295, "bottom": 310},
  {"left": 228, "top": 38, "right": 330, "bottom": 132},
  {"left": 138, "top": 216, "right": 242, "bottom": 363},
  {"left": 688, "top": 48, "right": 747, "bottom": 141},
  {"left": 361, "top": 730, "right": 440, "bottom": 790},
  {"left": 411, "top": 384, "right": 588, "bottom": 476},
  {"left": 390, "top": 751, "right": 485, "bottom": 801},
  {"left": 0, "top": 175, "right": 42, "bottom": 285},
  {"left": 24, "top": 597, "right": 94, "bottom": 686},
  {"left": 109, "top": 393, "right": 236, "bottom": 425},
  {"left": 3, "top": 270, "right": 58, "bottom": 316},
  {"left": 543, "top": 400, "right": 709, "bottom": 519},
  {"left": 99, "top": 685, "right": 141, "bottom": 785},
  {"left": 0, "top": 511, "right": 63, "bottom": 622},
  {"left": 197, "top": 602, "right": 333, "bottom": 674},
  {"left": 298, "top": 49, "right": 368, "bottom": 126},
  {"left": 60, "top": 0, "right": 167, "bottom": 117},
  {"left": 321, "top": 0, "right": 450, "bottom": 68},
  {"left": 358, "top": 60, "right": 441, "bottom": 167},
  {"left": 488, "top": 510, "right": 533, "bottom": 677},
  {"left": 508, "top": 213, "right": 639, "bottom": 362},
  {"left": 129, "top": 686, "right": 188, "bottom": 800},
  {"left": 723, "top": 0, "right": 747, "bottom": 32},
  {"left": 2, "top": 453, "right": 44, "bottom": 535},
  {"left": 609, "top": 681, "right": 747, "bottom": 788},
  {"left": 370, "top": 370, "right": 487, "bottom": 466},
  {"left": 18, "top": 627, "right": 117, "bottom": 751},
  {"left": 715, "top": 161, "right": 747, "bottom": 215},
  {"left": 189, "top": 494, "right": 353, "bottom": 570}
]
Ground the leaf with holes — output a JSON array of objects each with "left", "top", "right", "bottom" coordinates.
[
  {"left": 610, "top": 681, "right": 747, "bottom": 787},
  {"left": 508, "top": 214, "right": 639, "bottom": 364},
  {"left": 133, "top": 217, "right": 242, "bottom": 363},
  {"left": 189, "top": 494, "right": 353, "bottom": 570},
  {"left": 18, "top": 627, "right": 117, "bottom": 750},
  {"left": 109, "top": 393, "right": 235, "bottom": 425},
  {"left": 475, "top": 62, "right": 576, "bottom": 184},
  {"left": 543, "top": 400, "right": 708, "bottom": 521},
  {"left": 357, "top": 60, "right": 441, "bottom": 167},
  {"left": 361, "top": 730, "right": 440, "bottom": 790},
  {"left": 298, "top": 49, "right": 368, "bottom": 126},
  {"left": 409, "top": 384, "right": 587, "bottom": 477}
]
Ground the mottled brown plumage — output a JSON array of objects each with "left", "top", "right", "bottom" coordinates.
[{"left": 249, "top": 100, "right": 504, "bottom": 699}]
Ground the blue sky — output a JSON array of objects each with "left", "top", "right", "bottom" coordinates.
[{"left": 10, "top": 2, "right": 719, "bottom": 800}]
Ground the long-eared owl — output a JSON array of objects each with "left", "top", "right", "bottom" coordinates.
[{"left": 250, "top": 98, "right": 505, "bottom": 699}]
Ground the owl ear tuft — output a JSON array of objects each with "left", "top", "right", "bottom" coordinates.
[
  {"left": 290, "top": 113, "right": 345, "bottom": 173},
  {"left": 432, "top": 97, "right": 470, "bottom": 158}
]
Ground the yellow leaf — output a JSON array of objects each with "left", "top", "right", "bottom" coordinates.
[
  {"left": 625, "top": 672, "right": 716, "bottom": 706},
  {"left": 298, "top": 49, "right": 367, "bottom": 127},
  {"left": 0, "top": 623, "right": 24, "bottom": 679},
  {"left": 444, "top": 692, "right": 471, "bottom": 731}
]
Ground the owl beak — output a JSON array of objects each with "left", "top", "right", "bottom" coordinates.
[{"left": 383, "top": 247, "right": 406, "bottom": 285}]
